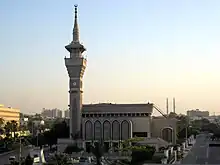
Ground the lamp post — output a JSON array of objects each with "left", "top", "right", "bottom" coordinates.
[
  {"left": 19, "top": 125, "right": 22, "bottom": 165},
  {"left": 185, "top": 126, "right": 188, "bottom": 140},
  {"left": 185, "top": 125, "right": 192, "bottom": 147}
]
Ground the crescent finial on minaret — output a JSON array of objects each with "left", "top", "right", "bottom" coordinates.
[
  {"left": 74, "top": 4, "right": 78, "bottom": 18},
  {"left": 72, "top": 4, "right": 79, "bottom": 42}
]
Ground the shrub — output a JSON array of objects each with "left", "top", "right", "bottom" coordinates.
[
  {"left": 131, "top": 146, "right": 156, "bottom": 164},
  {"left": 64, "top": 145, "right": 83, "bottom": 154}
]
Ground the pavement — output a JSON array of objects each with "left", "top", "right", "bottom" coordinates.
[
  {"left": 181, "top": 133, "right": 220, "bottom": 164},
  {"left": 0, "top": 147, "right": 30, "bottom": 165},
  {"left": 0, "top": 146, "right": 50, "bottom": 165}
]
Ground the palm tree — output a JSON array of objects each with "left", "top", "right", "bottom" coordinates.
[
  {"left": 0, "top": 118, "right": 5, "bottom": 135},
  {"left": 0, "top": 118, "right": 4, "bottom": 127},
  {"left": 4, "top": 121, "right": 12, "bottom": 138},
  {"left": 11, "top": 120, "right": 18, "bottom": 139}
]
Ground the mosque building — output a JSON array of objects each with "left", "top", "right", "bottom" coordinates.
[{"left": 59, "top": 5, "right": 178, "bottom": 152}]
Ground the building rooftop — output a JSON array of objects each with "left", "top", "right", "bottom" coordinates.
[
  {"left": 137, "top": 137, "right": 169, "bottom": 146},
  {"left": 82, "top": 103, "right": 153, "bottom": 113},
  {"left": 0, "top": 104, "right": 20, "bottom": 112}
]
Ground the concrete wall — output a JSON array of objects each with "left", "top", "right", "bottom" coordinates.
[
  {"left": 82, "top": 115, "right": 151, "bottom": 141},
  {"left": 151, "top": 117, "right": 178, "bottom": 144}
]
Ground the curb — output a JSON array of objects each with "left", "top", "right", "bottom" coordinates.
[{"left": 0, "top": 150, "right": 16, "bottom": 156}]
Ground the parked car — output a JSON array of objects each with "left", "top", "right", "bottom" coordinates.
[{"left": 9, "top": 156, "right": 16, "bottom": 164}]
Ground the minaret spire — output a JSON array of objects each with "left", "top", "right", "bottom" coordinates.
[
  {"left": 73, "top": 4, "right": 80, "bottom": 43},
  {"left": 65, "top": 5, "right": 86, "bottom": 53}
]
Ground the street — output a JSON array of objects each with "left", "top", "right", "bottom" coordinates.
[
  {"left": 0, "top": 147, "right": 30, "bottom": 165},
  {"left": 181, "top": 133, "right": 220, "bottom": 164},
  {"left": 0, "top": 146, "right": 50, "bottom": 165}
]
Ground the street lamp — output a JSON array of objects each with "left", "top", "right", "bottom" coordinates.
[
  {"left": 37, "top": 120, "right": 45, "bottom": 147},
  {"left": 185, "top": 125, "right": 192, "bottom": 147}
]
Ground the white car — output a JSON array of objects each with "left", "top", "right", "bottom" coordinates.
[{"left": 9, "top": 156, "right": 16, "bottom": 163}]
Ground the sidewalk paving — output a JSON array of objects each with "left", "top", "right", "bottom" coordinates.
[{"left": 174, "top": 141, "right": 195, "bottom": 164}]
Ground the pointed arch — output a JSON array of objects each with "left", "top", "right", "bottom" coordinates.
[
  {"left": 85, "top": 120, "right": 93, "bottom": 140},
  {"left": 94, "top": 120, "right": 102, "bottom": 140},
  {"left": 121, "top": 120, "right": 130, "bottom": 140},
  {"left": 112, "top": 120, "right": 120, "bottom": 140},
  {"left": 161, "top": 127, "right": 173, "bottom": 143},
  {"left": 103, "top": 120, "right": 111, "bottom": 140}
]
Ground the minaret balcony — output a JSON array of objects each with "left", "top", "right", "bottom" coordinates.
[{"left": 65, "top": 42, "right": 86, "bottom": 53}]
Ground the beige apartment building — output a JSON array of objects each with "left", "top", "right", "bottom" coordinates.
[{"left": 0, "top": 104, "right": 20, "bottom": 123}]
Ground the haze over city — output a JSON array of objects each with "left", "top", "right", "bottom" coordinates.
[{"left": 1, "top": 0, "right": 220, "bottom": 115}]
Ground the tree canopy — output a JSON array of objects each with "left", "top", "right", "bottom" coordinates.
[{"left": 28, "top": 120, "right": 70, "bottom": 148}]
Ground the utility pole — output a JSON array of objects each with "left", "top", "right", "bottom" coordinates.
[
  {"left": 19, "top": 125, "right": 22, "bottom": 165},
  {"left": 37, "top": 129, "right": 39, "bottom": 147},
  {"left": 32, "top": 122, "right": 34, "bottom": 135}
]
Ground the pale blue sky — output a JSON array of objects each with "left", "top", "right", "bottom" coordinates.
[{"left": 1, "top": 0, "right": 220, "bottom": 115}]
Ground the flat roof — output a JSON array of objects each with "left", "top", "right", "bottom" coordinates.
[
  {"left": 82, "top": 103, "right": 153, "bottom": 113},
  {"left": 0, "top": 104, "right": 20, "bottom": 112}
]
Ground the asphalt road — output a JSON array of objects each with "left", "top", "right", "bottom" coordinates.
[
  {"left": 181, "top": 133, "right": 220, "bottom": 164},
  {"left": 0, "top": 146, "right": 50, "bottom": 165},
  {"left": 0, "top": 147, "right": 30, "bottom": 165}
]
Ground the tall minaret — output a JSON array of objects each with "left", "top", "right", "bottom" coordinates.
[{"left": 65, "top": 5, "right": 86, "bottom": 138}]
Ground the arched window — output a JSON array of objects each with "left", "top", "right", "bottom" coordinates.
[
  {"left": 94, "top": 120, "right": 102, "bottom": 140},
  {"left": 112, "top": 120, "right": 120, "bottom": 140},
  {"left": 103, "top": 121, "right": 111, "bottom": 140},
  {"left": 162, "top": 127, "right": 173, "bottom": 143},
  {"left": 85, "top": 120, "right": 93, "bottom": 140},
  {"left": 121, "top": 120, "right": 130, "bottom": 140}
]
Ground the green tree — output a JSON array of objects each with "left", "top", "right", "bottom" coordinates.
[
  {"left": 52, "top": 153, "right": 68, "bottom": 165},
  {"left": 4, "top": 121, "right": 12, "bottom": 138},
  {"left": 41, "top": 120, "right": 69, "bottom": 149},
  {"left": 121, "top": 137, "right": 156, "bottom": 164},
  {"left": 176, "top": 115, "right": 191, "bottom": 139},
  {"left": 131, "top": 146, "right": 156, "bottom": 164},
  {"left": 11, "top": 120, "right": 18, "bottom": 139},
  {"left": 43, "top": 130, "right": 56, "bottom": 149},
  {"left": 0, "top": 118, "right": 4, "bottom": 135},
  {"left": 91, "top": 141, "right": 104, "bottom": 165},
  {"left": 0, "top": 118, "right": 4, "bottom": 128},
  {"left": 168, "top": 112, "right": 178, "bottom": 118}
]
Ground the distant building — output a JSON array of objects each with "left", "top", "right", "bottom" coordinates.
[
  {"left": 41, "top": 108, "right": 62, "bottom": 118},
  {"left": 41, "top": 108, "right": 53, "bottom": 118},
  {"left": 0, "top": 104, "right": 20, "bottom": 124},
  {"left": 64, "top": 109, "right": 70, "bottom": 118},
  {"left": 20, "top": 113, "right": 28, "bottom": 127},
  {"left": 52, "top": 109, "right": 62, "bottom": 118},
  {"left": 187, "top": 109, "right": 209, "bottom": 120}
]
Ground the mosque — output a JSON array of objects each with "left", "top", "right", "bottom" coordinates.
[{"left": 59, "top": 5, "right": 178, "bottom": 151}]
